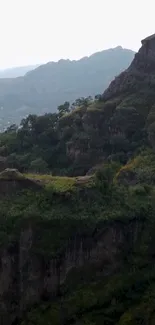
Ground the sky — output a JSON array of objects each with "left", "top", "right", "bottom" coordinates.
[{"left": 0, "top": 0, "right": 155, "bottom": 69}]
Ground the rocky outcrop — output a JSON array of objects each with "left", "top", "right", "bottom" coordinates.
[
  {"left": 58, "top": 35, "right": 155, "bottom": 176},
  {"left": 0, "top": 169, "right": 42, "bottom": 196},
  {"left": 102, "top": 34, "right": 155, "bottom": 101},
  {"left": 0, "top": 219, "right": 144, "bottom": 325}
]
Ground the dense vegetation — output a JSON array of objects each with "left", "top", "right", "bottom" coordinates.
[
  {"left": 1, "top": 38, "right": 155, "bottom": 324},
  {"left": 0, "top": 37, "right": 154, "bottom": 178},
  {"left": 1, "top": 156, "right": 155, "bottom": 325},
  {"left": 21, "top": 267, "right": 155, "bottom": 325},
  {"left": 0, "top": 95, "right": 147, "bottom": 177},
  {"left": 0, "top": 46, "right": 134, "bottom": 129}
]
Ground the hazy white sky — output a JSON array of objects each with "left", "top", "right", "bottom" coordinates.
[{"left": 0, "top": 0, "right": 154, "bottom": 69}]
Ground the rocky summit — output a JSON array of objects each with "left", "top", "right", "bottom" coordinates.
[
  {"left": 58, "top": 33, "right": 155, "bottom": 174},
  {"left": 103, "top": 33, "right": 155, "bottom": 107}
]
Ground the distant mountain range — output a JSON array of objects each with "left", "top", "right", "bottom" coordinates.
[
  {"left": 0, "top": 65, "right": 39, "bottom": 78},
  {"left": 0, "top": 46, "right": 135, "bottom": 129}
]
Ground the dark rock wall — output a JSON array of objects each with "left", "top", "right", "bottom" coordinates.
[{"left": 0, "top": 220, "right": 143, "bottom": 325}]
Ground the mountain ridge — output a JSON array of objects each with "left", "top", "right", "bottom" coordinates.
[
  {"left": 0, "top": 46, "right": 135, "bottom": 129},
  {"left": 0, "top": 64, "right": 39, "bottom": 78}
]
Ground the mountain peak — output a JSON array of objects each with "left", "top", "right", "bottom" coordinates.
[
  {"left": 141, "top": 33, "right": 155, "bottom": 45},
  {"left": 102, "top": 34, "right": 155, "bottom": 101}
]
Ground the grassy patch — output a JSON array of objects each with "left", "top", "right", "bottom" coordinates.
[
  {"left": 25, "top": 173, "right": 76, "bottom": 192},
  {"left": 25, "top": 173, "right": 93, "bottom": 193}
]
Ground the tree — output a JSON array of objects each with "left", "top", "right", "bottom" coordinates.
[
  {"left": 57, "top": 102, "right": 70, "bottom": 117},
  {"left": 20, "top": 114, "right": 37, "bottom": 131},
  {"left": 5, "top": 124, "right": 18, "bottom": 133},
  {"left": 30, "top": 158, "right": 48, "bottom": 173},
  {"left": 95, "top": 163, "right": 119, "bottom": 197},
  {"left": 71, "top": 97, "right": 93, "bottom": 110},
  {"left": 95, "top": 94, "right": 102, "bottom": 101}
]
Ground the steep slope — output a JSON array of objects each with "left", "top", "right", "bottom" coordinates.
[
  {"left": 103, "top": 34, "right": 155, "bottom": 107},
  {"left": 52, "top": 34, "right": 155, "bottom": 175},
  {"left": 0, "top": 46, "right": 134, "bottom": 129},
  {"left": 1, "top": 37, "right": 155, "bottom": 176}
]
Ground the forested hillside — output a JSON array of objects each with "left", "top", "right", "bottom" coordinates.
[
  {"left": 0, "top": 36, "right": 151, "bottom": 176},
  {"left": 1, "top": 35, "right": 155, "bottom": 325}
]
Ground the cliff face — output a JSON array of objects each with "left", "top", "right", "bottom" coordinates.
[
  {"left": 54, "top": 36, "right": 155, "bottom": 175},
  {"left": 103, "top": 36, "right": 155, "bottom": 101},
  {"left": 0, "top": 220, "right": 143, "bottom": 325}
]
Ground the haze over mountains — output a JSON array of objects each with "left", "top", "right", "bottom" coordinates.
[
  {"left": 0, "top": 65, "right": 39, "bottom": 78},
  {"left": 0, "top": 46, "right": 135, "bottom": 129}
]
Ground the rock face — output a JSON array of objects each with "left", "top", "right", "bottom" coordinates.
[
  {"left": 56, "top": 34, "right": 155, "bottom": 175},
  {"left": 103, "top": 34, "right": 155, "bottom": 101},
  {"left": 0, "top": 169, "right": 42, "bottom": 196},
  {"left": 0, "top": 220, "right": 143, "bottom": 325}
]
